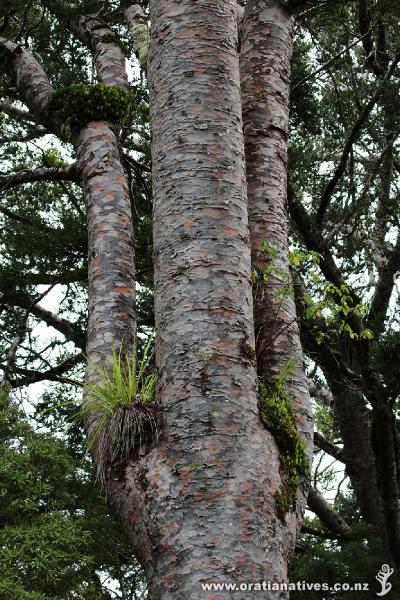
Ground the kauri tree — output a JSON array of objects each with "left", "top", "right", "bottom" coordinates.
[{"left": 1, "top": 0, "right": 400, "bottom": 599}]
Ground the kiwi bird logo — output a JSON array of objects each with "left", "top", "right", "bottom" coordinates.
[{"left": 376, "top": 564, "right": 394, "bottom": 596}]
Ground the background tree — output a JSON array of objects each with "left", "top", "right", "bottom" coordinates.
[{"left": 1, "top": 0, "right": 400, "bottom": 598}]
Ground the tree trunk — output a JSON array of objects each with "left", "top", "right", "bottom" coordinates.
[
  {"left": 75, "top": 123, "right": 136, "bottom": 368},
  {"left": 1, "top": 4, "right": 314, "bottom": 595},
  {"left": 241, "top": 0, "right": 313, "bottom": 556},
  {"left": 328, "top": 378, "right": 385, "bottom": 534},
  {"left": 108, "top": 1, "right": 312, "bottom": 598}
]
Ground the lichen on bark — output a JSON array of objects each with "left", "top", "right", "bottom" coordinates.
[{"left": 259, "top": 358, "right": 309, "bottom": 521}]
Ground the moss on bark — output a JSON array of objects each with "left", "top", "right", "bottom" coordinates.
[
  {"left": 259, "top": 358, "right": 309, "bottom": 521},
  {"left": 48, "top": 83, "right": 130, "bottom": 134}
]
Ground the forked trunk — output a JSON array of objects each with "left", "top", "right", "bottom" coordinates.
[{"left": 107, "top": 1, "right": 309, "bottom": 598}]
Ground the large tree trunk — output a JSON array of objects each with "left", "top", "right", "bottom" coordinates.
[
  {"left": 109, "top": 1, "right": 311, "bottom": 598},
  {"left": 241, "top": 0, "right": 313, "bottom": 559}
]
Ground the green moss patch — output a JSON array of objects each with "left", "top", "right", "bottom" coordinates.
[
  {"left": 48, "top": 83, "right": 130, "bottom": 133},
  {"left": 259, "top": 358, "right": 309, "bottom": 521}
]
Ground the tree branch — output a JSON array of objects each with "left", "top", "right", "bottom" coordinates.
[
  {"left": 308, "top": 378, "right": 333, "bottom": 405},
  {"left": 288, "top": 183, "right": 365, "bottom": 336},
  {"left": 0, "top": 126, "right": 49, "bottom": 144},
  {"left": 122, "top": 1, "right": 150, "bottom": 73},
  {"left": 0, "top": 163, "right": 78, "bottom": 192},
  {"left": 314, "top": 431, "right": 344, "bottom": 463},
  {"left": 0, "top": 37, "right": 61, "bottom": 135},
  {"left": 358, "top": 0, "right": 376, "bottom": 72},
  {"left": 307, "top": 486, "right": 352, "bottom": 537},
  {"left": 3, "top": 311, "right": 29, "bottom": 384},
  {"left": 316, "top": 50, "right": 400, "bottom": 224},
  {"left": 0, "top": 291, "right": 86, "bottom": 350},
  {"left": 1, "top": 352, "right": 84, "bottom": 388},
  {"left": 43, "top": 0, "right": 128, "bottom": 90},
  {"left": 367, "top": 233, "right": 400, "bottom": 337},
  {"left": 0, "top": 98, "right": 39, "bottom": 124},
  {"left": 291, "top": 30, "right": 373, "bottom": 92}
]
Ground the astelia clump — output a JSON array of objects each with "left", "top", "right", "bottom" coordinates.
[
  {"left": 77, "top": 338, "right": 157, "bottom": 489},
  {"left": 259, "top": 357, "right": 309, "bottom": 521},
  {"left": 48, "top": 83, "right": 130, "bottom": 133}
]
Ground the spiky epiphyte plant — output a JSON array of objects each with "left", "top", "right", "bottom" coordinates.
[{"left": 78, "top": 337, "right": 157, "bottom": 489}]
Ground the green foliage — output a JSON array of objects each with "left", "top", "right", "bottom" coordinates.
[
  {"left": 292, "top": 525, "right": 399, "bottom": 599},
  {"left": 291, "top": 248, "right": 373, "bottom": 342},
  {"left": 0, "top": 385, "right": 147, "bottom": 599},
  {"left": 42, "top": 148, "right": 67, "bottom": 168},
  {"left": 76, "top": 339, "right": 157, "bottom": 487},
  {"left": 81, "top": 338, "right": 156, "bottom": 441},
  {"left": 48, "top": 83, "right": 131, "bottom": 133},
  {"left": 314, "top": 401, "right": 339, "bottom": 442},
  {"left": 259, "top": 359, "right": 309, "bottom": 520}
]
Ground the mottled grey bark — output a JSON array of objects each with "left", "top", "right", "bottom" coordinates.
[
  {"left": 74, "top": 123, "right": 136, "bottom": 370},
  {"left": 2, "top": 3, "right": 315, "bottom": 592},
  {"left": 0, "top": 38, "right": 62, "bottom": 135},
  {"left": 62, "top": 9, "right": 137, "bottom": 442},
  {"left": 122, "top": 1, "right": 150, "bottom": 72},
  {"left": 0, "top": 29, "right": 136, "bottom": 443},
  {"left": 240, "top": 0, "right": 313, "bottom": 563},
  {"left": 43, "top": 0, "right": 129, "bottom": 89},
  {"left": 104, "top": 1, "right": 304, "bottom": 598}
]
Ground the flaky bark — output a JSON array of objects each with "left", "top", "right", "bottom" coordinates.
[
  {"left": 60, "top": 8, "right": 137, "bottom": 444},
  {"left": 1, "top": 21, "right": 136, "bottom": 466},
  {"left": 106, "top": 1, "right": 305, "bottom": 598},
  {"left": 240, "top": 0, "right": 313, "bottom": 562},
  {"left": 43, "top": 0, "right": 129, "bottom": 89},
  {"left": 0, "top": 38, "right": 61, "bottom": 135},
  {"left": 75, "top": 122, "right": 136, "bottom": 371}
]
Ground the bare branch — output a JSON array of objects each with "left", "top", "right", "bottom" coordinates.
[
  {"left": 291, "top": 30, "right": 373, "bottom": 92},
  {"left": 307, "top": 486, "right": 352, "bottom": 537},
  {"left": 0, "top": 163, "right": 78, "bottom": 193},
  {"left": 0, "top": 291, "right": 86, "bottom": 350},
  {"left": 367, "top": 233, "right": 400, "bottom": 337},
  {"left": 3, "top": 312, "right": 29, "bottom": 384},
  {"left": 314, "top": 431, "right": 344, "bottom": 463},
  {"left": 308, "top": 378, "right": 334, "bottom": 405},
  {"left": 0, "top": 352, "right": 84, "bottom": 388},
  {"left": 0, "top": 37, "right": 62, "bottom": 135},
  {"left": 0, "top": 126, "right": 49, "bottom": 144},
  {"left": 0, "top": 98, "right": 39, "bottom": 124}
]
